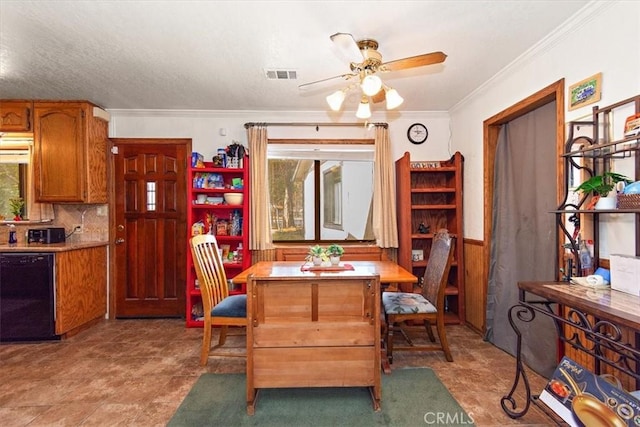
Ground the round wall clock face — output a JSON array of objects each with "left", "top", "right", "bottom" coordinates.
[{"left": 408, "top": 123, "right": 428, "bottom": 144}]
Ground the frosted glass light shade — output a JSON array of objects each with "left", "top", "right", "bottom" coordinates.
[
  {"left": 326, "top": 90, "right": 346, "bottom": 111},
  {"left": 385, "top": 88, "right": 404, "bottom": 110},
  {"left": 361, "top": 75, "right": 382, "bottom": 96},
  {"left": 355, "top": 98, "right": 371, "bottom": 119}
]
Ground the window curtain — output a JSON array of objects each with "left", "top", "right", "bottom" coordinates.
[
  {"left": 27, "top": 146, "right": 54, "bottom": 221},
  {"left": 246, "top": 124, "right": 273, "bottom": 251},
  {"left": 373, "top": 125, "right": 398, "bottom": 248}
]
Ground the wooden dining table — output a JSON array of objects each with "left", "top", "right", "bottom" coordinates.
[
  {"left": 232, "top": 260, "right": 417, "bottom": 375},
  {"left": 231, "top": 260, "right": 418, "bottom": 287}
]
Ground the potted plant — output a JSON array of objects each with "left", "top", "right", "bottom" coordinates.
[
  {"left": 9, "top": 197, "right": 24, "bottom": 221},
  {"left": 574, "top": 172, "right": 632, "bottom": 209},
  {"left": 307, "top": 244, "right": 327, "bottom": 266},
  {"left": 326, "top": 243, "right": 344, "bottom": 265}
]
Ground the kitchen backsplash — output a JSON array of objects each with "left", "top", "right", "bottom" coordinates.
[
  {"left": 53, "top": 204, "right": 109, "bottom": 242},
  {"left": 1, "top": 204, "right": 108, "bottom": 244}
]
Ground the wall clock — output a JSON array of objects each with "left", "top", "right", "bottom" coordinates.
[{"left": 407, "top": 123, "right": 428, "bottom": 144}]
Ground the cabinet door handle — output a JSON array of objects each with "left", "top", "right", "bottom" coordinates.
[{"left": 115, "top": 238, "right": 125, "bottom": 245}]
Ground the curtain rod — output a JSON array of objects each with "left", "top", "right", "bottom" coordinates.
[{"left": 244, "top": 122, "right": 388, "bottom": 129}]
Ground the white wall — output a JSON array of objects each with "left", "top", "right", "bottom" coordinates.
[
  {"left": 108, "top": 1, "right": 639, "bottom": 257},
  {"left": 449, "top": 0, "right": 640, "bottom": 258},
  {"left": 108, "top": 110, "right": 453, "bottom": 167}
]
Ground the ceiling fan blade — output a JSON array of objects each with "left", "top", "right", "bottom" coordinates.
[
  {"left": 298, "top": 73, "right": 356, "bottom": 89},
  {"left": 380, "top": 51, "right": 447, "bottom": 72},
  {"left": 371, "top": 89, "right": 386, "bottom": 104},
  {"left": 330, "top": 32, "right": 363, "bottom": 63}
]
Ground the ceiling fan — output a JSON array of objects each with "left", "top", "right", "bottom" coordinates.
[{"left": 299, "top": 33, "right": 447, "bottom": 118}]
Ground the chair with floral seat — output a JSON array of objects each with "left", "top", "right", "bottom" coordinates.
[
  {"left": 382, "top": 228, "right": 455, "bottom": 363},
  {"left": 190, "top": 234, "right": 246, "bottom": 365}
]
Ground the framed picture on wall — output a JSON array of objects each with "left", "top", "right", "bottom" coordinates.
[{"left": 568, "top": 72, "right": 602, "bottom": 111}]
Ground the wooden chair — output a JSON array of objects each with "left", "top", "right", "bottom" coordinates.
[
  {"left": 190, "top": 234, "right": 246, "bottom": 365},
  {"left": 382, "top": 229, "right": 455, "bottom": 363}
]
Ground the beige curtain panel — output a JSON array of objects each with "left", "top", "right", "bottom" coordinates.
[
  {"left": 373, "top": 125, "right": 398, "bottom": 248},
  {"left": 246, "top": 124, "right": 274, "bottom": 251}
]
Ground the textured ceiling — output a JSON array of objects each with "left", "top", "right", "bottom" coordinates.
[{"left": 0, "top": 1, "right": 590, "bottom": 112}]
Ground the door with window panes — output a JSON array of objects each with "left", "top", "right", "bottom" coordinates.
[{"left": 112, "top": 139, "right": 189, "bottom": 317}]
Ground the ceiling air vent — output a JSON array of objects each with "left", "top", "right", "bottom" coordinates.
[{"left": 264, "top": 69, "right": 297, "bottom": 80}]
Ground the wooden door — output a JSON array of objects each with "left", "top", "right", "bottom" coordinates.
[{"left": 112, "top": 138, "right": 189, "bottom": 317}]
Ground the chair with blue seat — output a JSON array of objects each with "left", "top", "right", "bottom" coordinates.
[
  {"left": 190, "top": 234, "right": 246, "bottom": 365},
  {"left": 382, "top": 228, "right": 455, "bottom": 364}
]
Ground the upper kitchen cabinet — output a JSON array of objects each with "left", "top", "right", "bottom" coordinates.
[
  {"left": 33, "top": 101, "right": 109, "bottom": 203},
  {"left": 0, "top": 100, "right": 33, "bottom": 133}
]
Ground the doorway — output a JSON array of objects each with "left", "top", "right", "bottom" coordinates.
[
  {"left": 481, "top": 80, "right": 565, "bottom": 377},
  {"left": 110, "top": 138, "right": 190, "bottom": 318},
  {"left": 482, "top": 80, "right": 565, "bottom": 326}
]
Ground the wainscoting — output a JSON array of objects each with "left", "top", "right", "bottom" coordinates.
[{"left": 463, "top": 238, "right": 485, "bottom": 333}]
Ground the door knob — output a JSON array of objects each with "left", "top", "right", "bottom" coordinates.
[{"left": 115, "top": 238, "right": 125, "bottom": 244}]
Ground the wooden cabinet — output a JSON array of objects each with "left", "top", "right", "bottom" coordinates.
[
  {"left": 186, "top": 159, "right": 251, "bottom": 327},
  {"left": 0, "top": 100, "right": 33, "bottom": 132},
  {"left": 395, "top": 151, "right": 465, "bottom": 324},
  {"left": 33, "top": 101, "right": 109, "bottom": 203},
  {"left": 246, "top": 273, "right": 381, "bottom": 414},
  {"left": 55, "top": 245, "right": 107, "bottom": 336}
]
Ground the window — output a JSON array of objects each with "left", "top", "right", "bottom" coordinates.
[
  {"left": 0, "top": 148, "right": 29, "bottom": 220},
  {"left": 268, "top": 142, "right": 374, "bottom": 243},
  {"left": 323, "top": 166, "right": 342, "bottom": 229}
]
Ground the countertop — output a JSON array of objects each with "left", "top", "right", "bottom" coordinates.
[{"left": 0, "top": 241, "right": 109, "bottom": 253}]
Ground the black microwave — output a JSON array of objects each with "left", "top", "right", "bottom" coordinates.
[{"left": 27, "top": 227, "right": 66, "bottom": 244}]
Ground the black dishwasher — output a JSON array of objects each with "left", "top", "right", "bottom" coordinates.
[{"left": 0, "top": 253, "right": 58, "bottom": 342}]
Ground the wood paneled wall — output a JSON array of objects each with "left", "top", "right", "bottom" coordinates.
[
  {"left": 251, "top": 245, "right": 396, "bottom": 263},
  {"left": 463, "top": 238, "right": 485, "bottom": 334}
]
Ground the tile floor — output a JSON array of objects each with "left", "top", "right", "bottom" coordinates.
[{"left": 0, "top": 319, "right": 555, "bottom": 426}]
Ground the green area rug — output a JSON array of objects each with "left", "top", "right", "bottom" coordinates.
[{"left": 168, "top": 368, "right": 474, "bottom": 426}]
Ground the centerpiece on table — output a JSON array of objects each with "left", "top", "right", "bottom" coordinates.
[
  {"left": 307, "top": 245, "right": 328, "bottom": 266},
  {"left": 326, "top": 243, "right": 344, "bottom": 265}
]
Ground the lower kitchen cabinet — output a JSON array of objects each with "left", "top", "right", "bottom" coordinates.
[
  {"left": 55, "top": 245, "right": 108, "bottom": 335},
  {"left": 0, "top": 243, "right": 108, "bottom": 341}
]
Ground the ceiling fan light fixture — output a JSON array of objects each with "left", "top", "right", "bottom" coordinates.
[
  {"left": 361, "top": 74, "right": 382, "bottom": 96},
  {"left": 355, "top": 96, "right": 371, "bottom": 119},
  {"left": 326, "top": 89, "right": 346, "bottom": 111},
  {"left": 385, "top": 86, "right": 404, "bottom": 110}
]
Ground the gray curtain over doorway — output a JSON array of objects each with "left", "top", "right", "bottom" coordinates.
[{"left": 485, "top": 101, "right": 557, "bottom": 378}]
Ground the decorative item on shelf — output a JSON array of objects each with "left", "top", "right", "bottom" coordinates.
[
  {"left": 205, "top": 213, "right": 216, "bottom": 235},
  {"left": 223, "top": 192, "right": 243, "bottom": 205},
  {"left": 412, "top": 249, "right": 424, "bottom": 262},
  {"left": 9, "top": 197, "right": 24, "bottom": 221},
  {"left": 307, "top": 244, "right": 328, "bottom": 266},
  {"left": 617, "top": 180, "right": 640, "bottom": 209},
  {"left": 216, "top": 220, "right": 229, "bottom": 236},
  {"left": 418, "top": 222, "right": 429, "bottom": 234},
  {"left": 191, "top": 220, "right": 205, "bottom": 236},
  {"left": 191, "top": 152, "right": 205, "bottom": 168},
  {"left": 230, "top": 210, "right": 241, "bottom": 236},
  {"left": 574, "top": 172, "right": 632, "bottom": 210},
  {"left": 212, "top": 155, "right": 224, "bottom": 167},
  {"left": 326, "top": 243, "right": 344, "bottom": 265},
  {"left": 225, "top": 141, "right": 247, "bottom": 168},
  {"left": 623, "top": 113, "right": 640, "bottom": 138}
]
